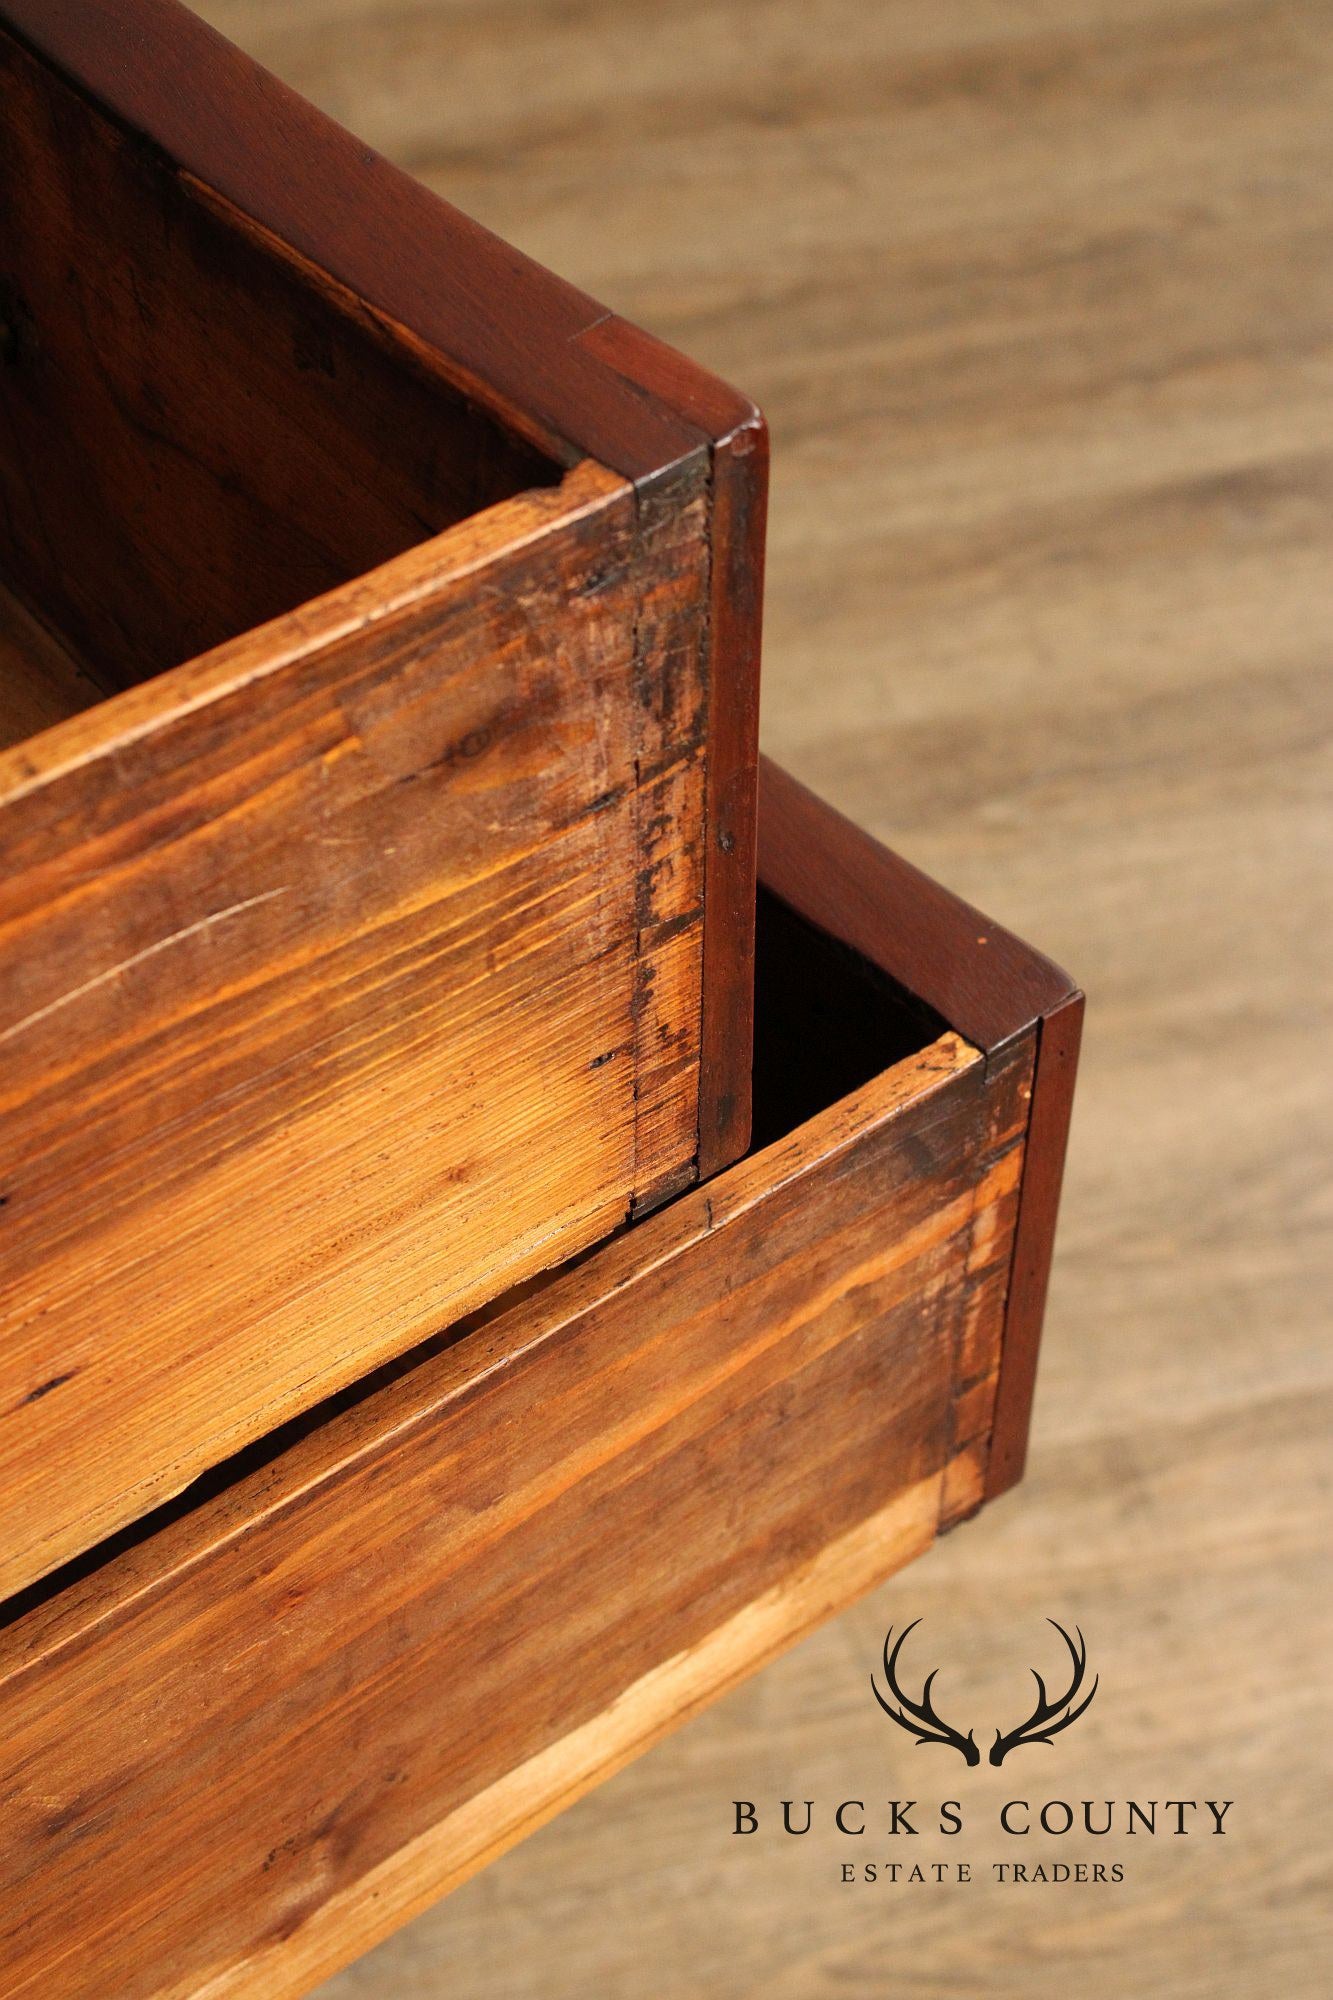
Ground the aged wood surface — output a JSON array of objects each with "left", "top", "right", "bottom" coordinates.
[
  {"left": 0, "top": 0, "right": 766, "bottom": 1163},
  {"left": 0, "top": 22, "right": 559, "bottom": 694},
  {"left": 756, "top": 756, "right": 1081, "bottom": 1503},
  {"left": 585, "top": 320, "right": 770, "bottom": 1174},
  {"left": 0, "top": 460, "right": 711, "bottom": 1601},
  {"left": 0, "top": 1025, "right": 1031, "bottom": 1999},
  {"left": 177, "top": 1480, "right": 943, "bottom": 2000},
  {"left": 167, "top": 1, "right": 1333, "bottom": 1996}
]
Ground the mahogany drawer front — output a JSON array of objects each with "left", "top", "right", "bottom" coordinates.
[
  {"left": 0, "top": 0, "right": 765, "bottom": 1601},
  {"left": 0, "top": 763, "right": 1080, "bottom": 2000}
]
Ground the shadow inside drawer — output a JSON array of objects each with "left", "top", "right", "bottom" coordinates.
[
  {"left": 0, "top": 20, "right": 563, "bottom": 737},
  {"left": 750, "top": 885, "right": 945, "bottom": 1151}
]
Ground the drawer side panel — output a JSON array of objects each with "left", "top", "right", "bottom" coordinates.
[
  {"left": 0, "top": 1032, "right": 1028, "bottom": 1999},
  {"left": 0, "top": 460, "right": 707, "bottom": 1601}
]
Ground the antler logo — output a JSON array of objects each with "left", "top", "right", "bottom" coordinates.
[
  {"left": 871, "top": 1619, "right": 1098, "bottom": 1767},
  {"left": 989, "top": 1620, "right": 1098, "bottom": 1765},
  {"left": 871, "top": 1621, "right": 980, "bottom": 1765}
]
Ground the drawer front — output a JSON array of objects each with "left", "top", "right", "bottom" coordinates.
[{"left": 0, "top": 764, "right": 1080, "bottom": 2000}]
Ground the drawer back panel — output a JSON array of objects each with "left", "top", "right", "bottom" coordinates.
[{"left": 0, "top": 24, "right": 561, "bottom": 694}]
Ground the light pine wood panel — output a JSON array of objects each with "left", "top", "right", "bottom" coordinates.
[
  {"left": 0, "top": 460, "right": 710, "bottom": 1601},
  {"left": 178, "top": 0, "right": 1333, "bottom": 1995}
]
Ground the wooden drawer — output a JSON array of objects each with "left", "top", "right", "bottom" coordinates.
[
  {"left": 0, "top": 0, "right": 765, "bottom": 1599},
  {"left": 0, "top": 761, "right": 1080, "bottom": 2000}
]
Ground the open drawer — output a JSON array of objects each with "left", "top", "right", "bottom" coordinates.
[
  {"left": 0, "top": 760, "right": 1081, "bottom": 2000},
  {"left": 0, "top": 0, "right": 765, "bottom": 1601}
]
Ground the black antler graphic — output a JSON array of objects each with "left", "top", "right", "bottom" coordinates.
[
  {"left": 989, "top": 1620, "right": 1098, "bottom": 1765},
  {"left": 871, "top": 1621, "right": 980, "bottom": 1765}
]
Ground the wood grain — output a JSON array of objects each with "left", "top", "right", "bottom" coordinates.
[
  {"left": 0, "top": 460, "right": 711, "bottom": 1601},
  {"left": 0, "top": 0, "right": 780, "bottom": 1598},
  {"left": 180, "top": 1478, "right": 943, "bottom": 2000},
  {"left": 0, "top": 0, "right": 766, "bottom": 1161},
  {"left": 583, "top": 320, "right": 769, "bottom": 1173},
  {"left": 984, "top": 984, "right": 1084, "bottom": 1499},
  {"left": 0, "top": 1012, "right": 1031, "bottom": 1998},
  {"left": 756, "top": 757, "right": 1080, "bottom": 1511},
  {"left": 0, "top": 21, "right": 559, "bottom": 694}
]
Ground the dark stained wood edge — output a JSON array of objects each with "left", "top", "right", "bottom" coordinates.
[
  {"left": 0, "top": 0, "right": 768, "bottom": 1183},
  {"left": 583, "top": 320, "right": 768, "bottom": 1171},
  {"left": 983, "top": 988, "right": 1083, "bottom": 1499},
  {"left": 0, "top": 0, "right": 747, "bottom": 484},
  {"left": 757, "top": 758, "right": 1077, "bottom": 1053},
  {"left": 757, "top": 757, "right": 1082, "bottom": 1503},
  {"left": 696, "top": 419, "right": 766, "bottom": 1170}
]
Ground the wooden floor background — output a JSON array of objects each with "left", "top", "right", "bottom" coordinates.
[{"left": 195, "top": 2, "right": 1331, "bottom": 1993}]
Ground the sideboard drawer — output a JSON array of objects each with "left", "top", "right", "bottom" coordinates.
[
  {"left": 0, "top": 760, "right": 1080, "bottom": 2000},
  {"left": 0, "top": 0, "right": 764, "bottom": 1601}
]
